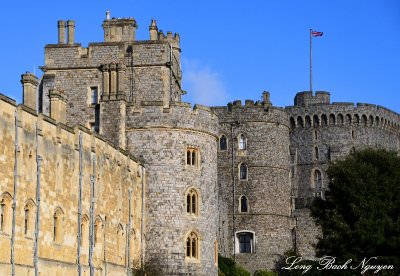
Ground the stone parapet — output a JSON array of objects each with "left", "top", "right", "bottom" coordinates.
[{"left": 127, "top": 101, "right": 219, "bottom": 138}]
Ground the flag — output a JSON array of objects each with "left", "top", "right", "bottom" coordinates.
[{"left": 311, "top": 30, "right": 323, "bottom": 37}]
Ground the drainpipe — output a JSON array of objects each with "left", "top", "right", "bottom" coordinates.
[
  {"left": 230, "top": 122, "right": 239, "bottom": 261},
  {"left": 34, "top": 123, "right": 42, "bottom": 276},
  {"left": 11, "top": 110, "right": 19, "bottom": 276},
  {"left": 103, "top": 216, "right": 107, "bottom": 276},
  {"left": 89, "top": 154, "right": 96, "bottom": 276},
  {"left": 127, "top": 188, "right": 132, "bottom": 276},
  {"left": 140, "top": 166, "right": 145, "bottom": 271},
  {"left": 77, "top": 133, "right": 83, "bottom": 276}
]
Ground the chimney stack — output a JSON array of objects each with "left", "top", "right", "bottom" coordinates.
[
  {"left": 67, "top": 20, "right": 75, "bottom": 44},
  {"left": 49, "top": 89, "right": 67, "bottom": 123},
  {"left": 21, "top": 72, "right": 39, "bottom": 111},
  {"left": 58, "top": 20, "right": 66, "bottom": 44}
]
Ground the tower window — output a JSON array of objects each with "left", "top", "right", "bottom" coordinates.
[
  {"left": 240, "top": 196, "right": 248, "bottom": 213},
  {"left": 236, "top": 231, "right": 255, "bottom": 253},
  {"left": 219, "top": 135, "right": 227, "bottom": 151},
  {"left": 24, "top": 200, "right": 35, "bottom": 237},
  {"left": 313, "top": 170, "right": 322, "bottom": 191},
  {"left": 53, "top": 208, "right": 64, "bottom": 243},
  {"left": 238, "top": 134, "right": 247, "bottom": 150},
  {"left": 117, "top": 224, "right": 124, "bottom": 258},
  {"left": 91, "top": 87, "right": 98, "bottom": 105},
  {"left": 186, "top": 148, "right": 199, "bottom": 167},
  {"left": 239, "top": 163, "right": 248, "bottom": 180},
  {"left": 186, "top": 188, "right": 199, "bottom": 215},
  {"left": 0, "top": 193, "right": 12, "bottom": 234},
  {"left": 314, "top": 147, "right": 319, "bottom": 160},
  {"left": 186, "top": 231, "right": 199, "bottom": 260}
]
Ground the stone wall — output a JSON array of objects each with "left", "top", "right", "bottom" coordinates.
[
  {"left": 212, "top": 97, "right": 295, "bottom": 273},
  {"left": 0, "top": 94, "right": 143, "bottom": 276},
  {"left": 126, "top": 102, "right": 219, "bottom": 275}
]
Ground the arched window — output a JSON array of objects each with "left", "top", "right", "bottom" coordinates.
[
  {"left": 321, "top": 114, "right": 328, "bottom": 126},
  {"left": 354, "top": 114, "right": 360, "bottom": 125},
  {"left": 186, "top": 231, "right": 199, "bottom": 260},
  {"left": 186, "top": 147, "right": 199, "bottom": 167},
  {"left": 239, "top": 164, "right": 248, "bottom": 180},
  {"left": 0, "top": 192, "right": 12, "bottom": 233},
  {"left": 314, "top": 147, "right": 319, "bottom": 160},
  {"left": 337, "top": 114, "right": 344, "bottom": 125},
  {"left": 290, "top": 117, "right": 296, "bottom": 129},
  {"left": 235, "top": 231, "right": 255, "bottom": 253},
  {"left": 238, "top": 134, "right": 247, "bottom": 150},
  {"left": 297, "top": 116, "right": 304, "bottom": 128},
  {"left": 81, "top": 215, "right": 89, "bottom": 248},
  {"left": 53, "top": 208, "right": 64, "bottom": 243},
  {"left": 313, "top": 115, "right": 319, "bottom": 127},
  {"left": 186, "top": 188, "right": 199, "bottom": 215},
  {"left": 94, "top": 217, "right": 103, "bottom": 247},
  {"left": 24, "top": 199, "right": 35, "bottom": 236},
  {"left": 219, "top": 135, "right": 227, "bottom": 151},
  {"left": 329, "top": 114, "right": 336, "bottom": 126},
  {"left": 313, "top": 170, "right": 322, "bottom": 191},
  {"left": 117, "top": 224, "right": 124, "bottom": 258},
  {"left": 239, "top": 196, "right": 248, "bottom": 213},
  {"left": 305, "top": 116, "right": 311, "bottom": 127},
  {"left": 345, "top": 114, "right": 352, "bottom": 125}
]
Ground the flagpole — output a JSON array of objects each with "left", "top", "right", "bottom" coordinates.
[{"left": 310, "top": 28, "right": 312, "bottom": 93}]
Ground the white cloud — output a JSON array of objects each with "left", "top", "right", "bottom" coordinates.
[{"left": 181, "top": 58, "right": 228, "bottom": 106}]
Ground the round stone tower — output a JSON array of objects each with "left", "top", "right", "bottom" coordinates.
[
  {"left": 126, "top": 102, "right": 219, "bottom": 275},
  {"left": 287, "top": 91, "right": 400, "bottom": 207},
  {"left": 212, "top": 93, "right": 295, "bottom": 273}
]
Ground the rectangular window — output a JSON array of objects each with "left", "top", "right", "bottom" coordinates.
[
  {"left": 91, "top": 87, "right": 98, "bottom": 105},
  {"left": 186, "top": 148, "right": 199, "bottom": 167}
]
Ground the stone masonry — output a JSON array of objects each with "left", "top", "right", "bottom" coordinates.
[{"left": 0, "top": 12, "right": 399, "bottom": 276}]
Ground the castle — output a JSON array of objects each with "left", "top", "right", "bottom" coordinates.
[{"left": 0, "top": 13, "right": 399, "bottom": 275}]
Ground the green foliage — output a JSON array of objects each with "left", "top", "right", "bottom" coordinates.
[
  {"left": 253, "top": 269, "right": 278, "bottom": 276},
  {"left": 218, "top": 255, "right": 251, "bottom": 276},
  {"left": 311, "top": 148, "right": 400, "bottom": 273}
]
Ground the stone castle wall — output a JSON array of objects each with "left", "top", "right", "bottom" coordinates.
[
  {"left": 126, "top": 102, "right": 219, "bottom": 275},
  {"left": 212, "top": 98, "right": 295, "bottom": 273},
  {"left": 0, "top": 94, "right": 143, "bottom": 276},
  {"left": 42, "top": 39, "right": 181, "bottom": 132},
  {"left": 287, "top": 92, "right": 400, "bottom": 204}
]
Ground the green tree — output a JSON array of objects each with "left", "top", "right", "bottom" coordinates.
[{"left": 311, "top": 148, "right": 400, "bottom": 273}]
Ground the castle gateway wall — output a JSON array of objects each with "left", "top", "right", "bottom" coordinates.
[{"left": 0, "top": 94, "right": 144, "bottom": 276}]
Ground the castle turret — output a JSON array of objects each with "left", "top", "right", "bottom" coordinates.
[
  {"left": 21, "top": 72, "right": 39, "bottom": 110},
  {"left": 149, "top": 19, "right": 158, "bottom": 40},
  {"left": 102, "top": 12, "right": 137, "bottom": 42}
]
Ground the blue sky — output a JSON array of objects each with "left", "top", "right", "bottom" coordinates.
[{"left": 0, "top": 0, "right": 399, "bottom": 112}]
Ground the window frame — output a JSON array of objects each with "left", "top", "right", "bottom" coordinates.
[
  {"left": 186, "top": 188, "right": 199, "bottom": 216},
  {"left": 238, "top": 134, "right": 247, "bottom": 150},
  {"left": 186, "top": 147, "right": 200, "bottom": 167},
  {"left": 239, "top": 163, "right": 248, "bottom": 180},
  {"left": 219, "top": 135, "right": 228, "bottom": 151},
  {"left": 235, "top": 231, "right": 256, "bottom": 254},
  {"left": 239, "top": 195, "right": 249, "bottom": 213},
  {"left": 185, "top": 231, "right": 200, "bottom": 261}
]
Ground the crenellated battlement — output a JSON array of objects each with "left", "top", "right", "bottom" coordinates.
[
  {"left": 211, "top": 92, "right": 288, "bottom": 127},
  {"left": 287, "top": 99, "right": 400, "bottom": 130},
  {"left": 294, "top": 91, "right": 331, "bottom": 106},
  {"left": 126, "top": 101, "right": 219, "bottom": 138}
]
